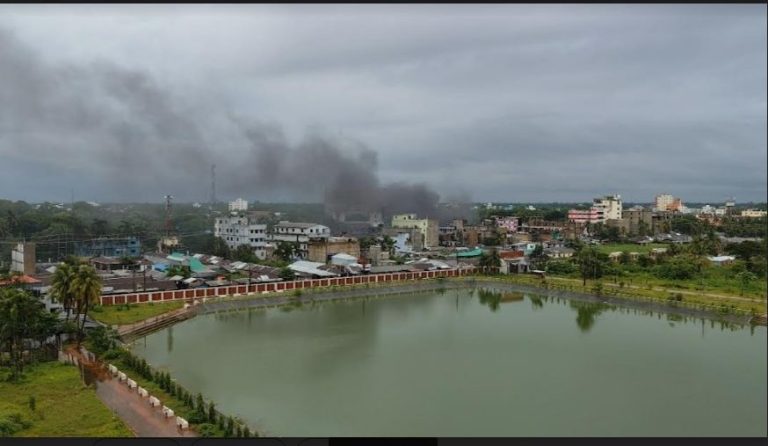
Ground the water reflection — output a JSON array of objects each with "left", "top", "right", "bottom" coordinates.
[
  {"left": 529, "top": 295, "right": 544, "bottom": 310},
  {"left": 167, "top": 326, "right": 173, "bottom": 353},
  {"left": 476, "top": 289, "right": 527, "bottom": 312},
  {"left": 569, "top": 301, "right": 611, "bottom": 333},
  {"left": 477, "top": 289, "right": 502, "bottom": 312}
]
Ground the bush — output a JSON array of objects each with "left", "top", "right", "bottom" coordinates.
[
  {"left": 654, "top": 257, "right": 698, "bottom": 280},
  {"left": 87, "top": 326, "right": 120, "bottom": 355},
  {"left": 208, "top": 402, "right": 217, "bottom": 423},
  {"left": 102, "top": 348, "right": 124, "bottom": 361},
  {"left": 197, "top": 423, "right": 218, "bottom": 437},
  {"left": 188, "top": 412, "right": 208, "bottom": 424},
  {"left": 0, "top": 413, "right": 31, "bottom": 437},
  {"left": 545, "top": 260, "right": 577, "bottom": 275}
]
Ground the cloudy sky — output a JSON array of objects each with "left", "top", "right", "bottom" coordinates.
[{"left": 0, "top": 4, "right": 765, "bottom": 204}]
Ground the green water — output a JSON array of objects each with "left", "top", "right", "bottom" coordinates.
[{"left": 131, "top": 288, "right": 767, "bottom": 436}]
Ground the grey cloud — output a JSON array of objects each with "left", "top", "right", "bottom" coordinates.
[{"left": 0, "top": 4, "right": 765, "bottom": 205}]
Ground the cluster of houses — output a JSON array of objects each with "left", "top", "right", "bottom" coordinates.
[{"left": 5, "top": 194, "right": 763, "bottom": 303}]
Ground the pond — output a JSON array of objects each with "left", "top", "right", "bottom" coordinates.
[{"left": 130, "top": 287, "right": 767, "bottom": 436}]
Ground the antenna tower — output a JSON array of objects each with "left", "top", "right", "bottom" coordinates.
[{"left": 164, "top": 195, "right": 174, "bottom": 237}]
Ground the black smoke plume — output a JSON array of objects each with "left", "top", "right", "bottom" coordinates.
[{"left": 0, "top": 27, "right": 444, "bottom": 218}]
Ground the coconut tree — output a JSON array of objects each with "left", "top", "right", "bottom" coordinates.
[
  {"left": 70, "top": 264, "right": 102, "bottom": 346},
  {"left": 50, "top": 263, "right": 76, "bottom": 322}
]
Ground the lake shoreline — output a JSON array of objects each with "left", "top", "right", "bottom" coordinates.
[{"left": 122, "top": 276, "right": 759, "bottom": 342}]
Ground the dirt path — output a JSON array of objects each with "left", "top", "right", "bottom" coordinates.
[{"left": 66, "top": 346, "right": 195, "bottom": 438}]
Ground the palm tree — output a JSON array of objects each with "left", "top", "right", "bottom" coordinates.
[
  {"left": 50, "top": 263, "right": 76, "bottom": 322},
  {"left": 70, "top": 264, "right": 102, "bottom": 346}
]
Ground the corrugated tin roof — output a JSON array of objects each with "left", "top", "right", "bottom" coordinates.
[{"left": 289, "top": 260, "right": 338, "bottom": 277}]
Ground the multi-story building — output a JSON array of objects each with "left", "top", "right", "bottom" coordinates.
[
  {"left": 495, "top": 216, "right": 519, "bottom": 233},
  {"left": 214, "top": 215, "right": 268, "bottom": 259},
  {"left": 228, "top": 198, "right": 248, "bottom": 212},
  {"left": 593, "top": 194, "right": 622, "bottom": 221},
  {"left": 270, "top": 221, "right": 331, "bottom": 259},
  {"left": 11, "top": 242, "right": 36, "bottom": 275},
  {"left": 568, "top": 208, "right": 602, "bottom": 224},
  {"left": 610, "top": 207, "right": 654, "bottom": 236},
  {"left": 654, "top": 194, "right": 683, "bottom": 212},
  {"left": 741, "top": 209, "right": 768, "bottom": 218},
  {"left": 74, "top": 237, "right": 141, "bottom": 258},
  {"left": 307, "top": 237, "right": 360, "bottom": 263},
  {"left": 391, "top": 214, "right": 439, "bottom": 248},
  {"left": 568, "top": 194, "right": 622, "bottom": 225}
]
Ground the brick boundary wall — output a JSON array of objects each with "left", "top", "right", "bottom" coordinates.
[{"left": 100, "top": 267, "right": 478, "bottom": 306}]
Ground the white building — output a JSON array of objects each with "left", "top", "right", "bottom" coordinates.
[
  {"left": 592, "top": 194, "right": 623, "bottom": 221},
  {"left": 228, "top": 198, "right": 248, "bottom": 212},
  {"left": 214, "top": 215, "right": 267, "bottom": 259},
  {"left": 654, "top": 194, "right": 682, "bottom": 212},
  {"left": 741, "top": 209, "right": 767, "bottom": 218},
  {"left": 391, "top": 214, "right": 439, "bottom": 248},
  {"left": 270, "top": 221, "right": 330, "bottom": 259}
]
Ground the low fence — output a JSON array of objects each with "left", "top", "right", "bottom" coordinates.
[{"left": 100, "top": 267, "right": 478, "bottom": 306}]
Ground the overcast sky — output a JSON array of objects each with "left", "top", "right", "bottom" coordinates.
[{"left": 1, "top": 4, "right": 766, "bottom": 204}]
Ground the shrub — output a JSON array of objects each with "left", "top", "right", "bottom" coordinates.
[
  {"left": 0, "top": 413, "right": 31, "bottom": 437},
  {"left": 27, "top": 396, "right": 36, "bottom": 412},
  {"left": 102, "top": 348, "right": 124, "bottom": 361},
  {"left": 188, "top": 412, "right": 208, "bottom": 424},
  {"left": 208, "top": 402, "right": 217, "bottom": 423},
  {"left": 197, "top": 423, "right": 217, "bottom": 437},
  {"left": 225, "top": 416, "right": 235, "bottom": 437}
]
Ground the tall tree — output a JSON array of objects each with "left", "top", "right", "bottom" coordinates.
[
  {"left": 577, "top": 247, "right": 608, "bottom": 286},
  {"left": 50, "top": 263, "right": 76, "bottom": 322},
  {"left": 70, "top": 264, "right": 102, "bottom": 346},
  {"left": 0, "top": 287, "right": 57, "bottom": 380},
  {"left": 274, "top": 242, "right": 298, "bottom": 262}
]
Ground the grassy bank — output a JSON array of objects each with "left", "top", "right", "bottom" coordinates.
[
  {"left": 593, "top": 243, "right": 668, "bottom": 254},
  {"left": 106, "top": 350, "right": 255, "bottom": 437},
  {"left": 0, "top": 362, "right": 132, "bottom": 437},
  {"left": 467, "top": 274, "right": 765, "bottom": 316},
  {"left": 90, "top": 301, "right": 185, "bottom": 326}
]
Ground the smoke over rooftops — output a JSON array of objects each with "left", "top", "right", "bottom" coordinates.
[{"left": 0, "top": 26, "right": 451, "bottom": 217}]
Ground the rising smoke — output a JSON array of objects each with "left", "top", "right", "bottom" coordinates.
[{"left": 0, "top": 27, "right": 463, "bottom": 219}]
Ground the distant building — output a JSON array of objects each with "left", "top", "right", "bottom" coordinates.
[
  {"left": 654, "top": 194, "right": 683, "bottom": 212},
  {"left": 270, "top": 221, "right": 331, "bottom": 259},
  {"left": 612, "top": 207, "right": 654, "bottom": 236},
  {"left": 214, "top": 215, "right": 267, "bottom": 259},
  {"left": 568, "top": 208, "right": 602, "bottom": 224},
  {"left": 11, "top": 242, "right": 36, "bottom": 276},
  {"left": 228, "top": 198, "right": 248, "bottom": 212},
  {"left": 75, "top": 237, "right": 141, "bottom": 258},
  {"left": 495, "top": 216, "right": 519, "bottom": 233},
  {"left": 741, "top": 209, "right": 767, "bottom": 218},
  {"left": 383, "top": 227, "right": 424, "bottom": 252},
  {"left": 593, "top": 194, "right": 623, "bottom": 221},
  {"left": 567, "top": 194, "right": 622, "bottom": 224},
  {"left": 391, "top": 214, "right": 439, "bottom": 248},
  {"left": 543, "top": 246, "right": 575, "bottom": 259},
  {"left": 307, "top": 237, "right": 360, "bottom": 263}
]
